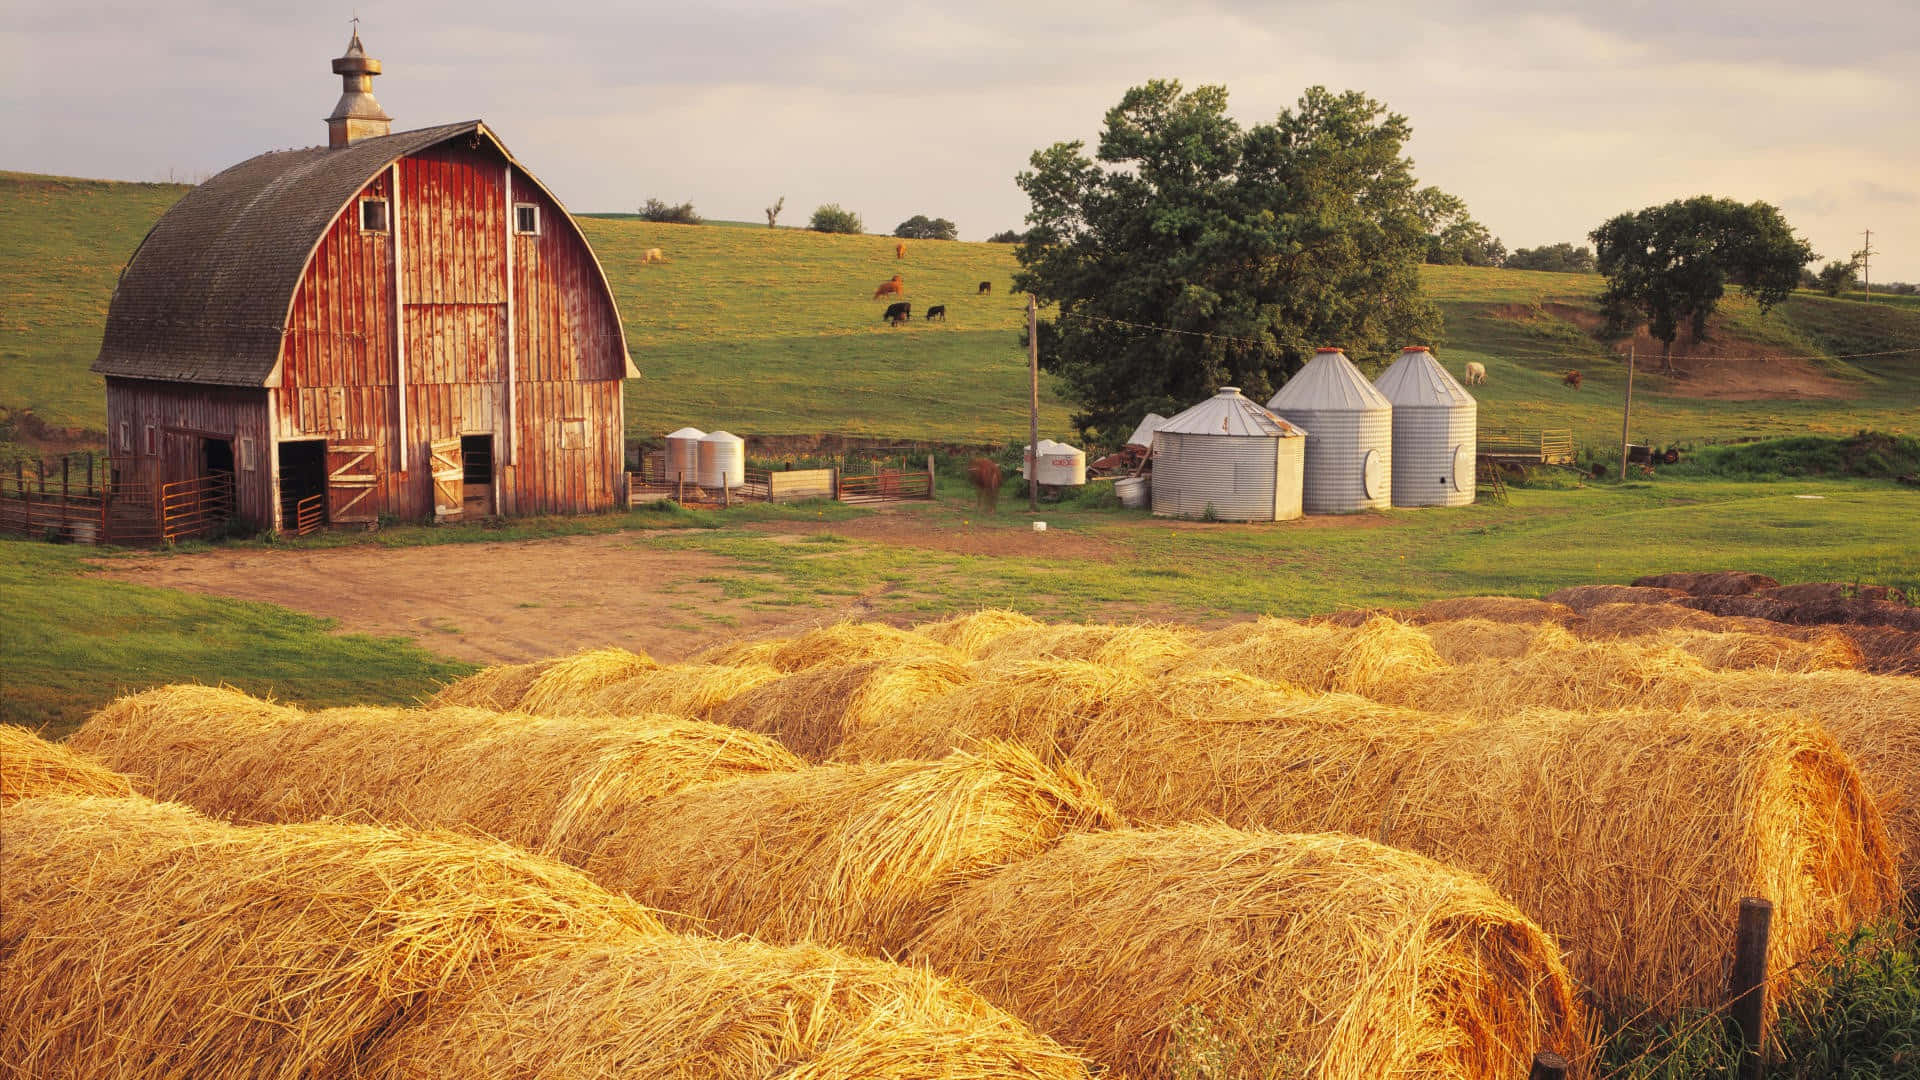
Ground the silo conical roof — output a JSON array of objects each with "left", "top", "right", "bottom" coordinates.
[
  {"left": 1267, "top": 349, "right": 1392, "bottom": 412},
  {"left": 1374, "top": 347, "right": 1475, "bottom": 408},
  {"left": 1157, "top": 388, "right": 1307, "bottom": 438}
]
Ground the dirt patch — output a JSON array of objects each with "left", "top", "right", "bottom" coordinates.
[
  {"left": 88, "top": 534, "right": 865, "bottom": 667},
  {"left": 746, "top": 510, "right": 1122, "bottom": 560}
]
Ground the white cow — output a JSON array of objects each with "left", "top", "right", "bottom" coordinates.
[{"left": 1464, "top": 361, "right": 1487, "bottom": 385}]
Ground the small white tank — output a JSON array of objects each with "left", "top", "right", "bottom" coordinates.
[
  {"left": 1022, "top": 440, "right": 1087, "bottom": 486},
  {"left": 665, "top": 427, "right": 705, "bottom": 482},
  {"left": 697, "top": 430, "right": 745, "bottom": 489}
]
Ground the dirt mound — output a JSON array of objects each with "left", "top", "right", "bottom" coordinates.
[{"left": 1634, "top": 571, "right": 1779, "bottom": 597}]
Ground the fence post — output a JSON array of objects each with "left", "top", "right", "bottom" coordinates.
[
  {"left": 86, "top": 451, "right": 95, "bottom": 494},
  {"left": 1730, "top": 896, "right": 1773, "bottom": 1080},
  {"left": 723, "top": 481, "right": 731, "bottom": 509},
  {"left": 1526, "top": 1052, "right": 1568, "bottom": 1080},
  {"left": 831, "top": 467, "right": 840, "bottom": 501},
  {"left": 926, "top": 454, "right": 936, "bottom": 500},
  {"left": 61, "top": 455, "right": 70, "bottom": 527}
]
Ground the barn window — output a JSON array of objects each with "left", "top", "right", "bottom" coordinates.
[
  {"left": 360, "top": 198, "right": 390, "bottom": 233},
  {"left": 561, "top": 418, "right": 587, "bottom": 451},
  {"left": 143, "top": 425, "right": 157, "bottom": 456},
  {"left": 514, "top": 203, "right": 541, "bottom": 235},
  {"left": 238, "top": 437, "right": 257, "bottom": 472},
  {"left": 117, "top": 421, "right": 131, "bottom": 453}
]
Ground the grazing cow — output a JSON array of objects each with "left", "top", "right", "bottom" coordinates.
[
  {"left": 882, "top": 301, "right": 911, "bottom": 324},
  {"left": 1563, "top": 369, "right": 1583, "bottom": 390},
  {"left": 1464, "top": 361, "right": 1487, "bottom": 385},
  {"left": 926, "top": 305, "right": 946, "bottom": 322},
  {"left": 873, "top": 275, "right": 905, "bottom": 300},
  {"left": 967, "top": 457, "right": 1002, "bottom": 513},
  {"left": 642, "top": 248, "right": 665, "bottom": 264},
  {"left": 896, "top": 242, "right": 906, "bottom": 259},
  {"left": 978, "top": 280, "right": 992, "bottom": 295}
]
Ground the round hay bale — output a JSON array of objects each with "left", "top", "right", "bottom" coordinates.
[
  {"left": 1634, "top": 570, "right": 1780, "bottom": 596},
  {"left": 0, "top": 796, "right": 663, "bottom": 1077},
  {"left": 1543, "top": 584, "right": 1690, "bottom": 612},
  {"left": 1404, "top": 595, "right": 1580, "bottom": 625},
  {"left": 1655, "top": 628, "right": 1864, "bottom": 673},
  {"left": 370, "top": 934, "right": 1092, "bottom": 1080},
  {"left": 68, "top": 685, "right": 299, "bottom": 792},
  {"left": 915, "top": 609, "right": 1044, "bottom": 657},
  {"left": 586, "top": 661, "right": 785, "bottom": 720},
  {"left": 1836, "top": 625, "right": 1920, "bottom": 676},
  {"left": 711, "top": 656, "right": 974, "bottom": 761},
  {"left": 1068, "top": 688, "right": 1899, "bottom": 1015},
  {"left": 1758, "top": 582, "right": 1907, "bottom": 605},
  {"left": 515, "top": 647, "right": 662, "bottom": 715},
  {"left": 1378, "top": 630, "right": 1712, "bottom": 713},
  {"left": 1577, "top": 601, "right": 1757, "bottom": 638},
  {"left": 975, "top": 623, "right": 1198, "bottom": 673},
  {"left": 428, "top": 659, "right": 551, "bottom": 709},
  {"left": 0, "top": 724, "right": 133, "bottom": 803},
  {"left": 575, "top": 744, "right": 1122, "bottom": 954},
  {"left": 835, "top": 659, "right": 1153, "bottom": 764},
  {"left": 1676, "top": 594, "right": 1802, "bottom": 622},
  {"left": 1179, "top": 615, "right": 1442, "bottom": 697},
  {"left": 1418, "top": 618, "right": 1546, "bottom": 664},
  {"left": 697, "top": 622, "right": 958, "bottom": 673},
  {"left": 908, "top": 825, "right": 1589, "bottom": 1080}
]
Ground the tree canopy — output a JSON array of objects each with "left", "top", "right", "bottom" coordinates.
[
  {"left": 894, "top": 215, "right": 958, "bottom": 240},
  {"left": 1591, "top": 196, "right": 1815, "bottom": 370},
  {"left": 1506, "top": 243, "right": 1596, "bottom": 274},
  {"left": 638, "top": 198, "right": 702, "bottom": 225},
  {"left": 1013, "top": 80, "right": 1441, "bottom": 441},
  {"left": 1418, "top": 188, "right": 1505, "bottom": 267},
  {"left": 809, "top": 204, "right": 863, "bottom": 234}
]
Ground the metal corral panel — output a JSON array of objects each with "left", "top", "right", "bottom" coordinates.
[
  {"left": 1267, "top": 350, "right": 1393, "bottom": 513},
  {"left": 1375, "top": 348, "right": 1477, "bottom": 507},
  {"left": 1152, "top": 432, "right": 1304, "bottom": 521}
]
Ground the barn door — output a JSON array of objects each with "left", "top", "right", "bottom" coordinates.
[
  {"left": 327, "top": 443, "right": 379, "bottom": 524},
  {"left": 429, "top": 436, "right": 464, "bottom": 519}
]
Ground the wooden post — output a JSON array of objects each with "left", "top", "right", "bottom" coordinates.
[
  {"left": 1526, "top": 1052, "right": 1569, "bottom": 1080},
  {"left": 1027, "top": 293, "right": 1040, "bottom": 513},
  {"left": 722, "top": 481, "right": 731, "bottom": 509},
  {"left": 926, "top": 453, "right": 936, "bottom": 500},
  {"left": 390, "top": 161, "right": 409, "bottom": 473},
  {"left": 1730, "top": 896, "right": 1773, "bottom": 1080},
  {"left": 37, "top": 458, "right": 46, "bottom": 495},
  {"left": 831, "top": 466, "right": 840, "bottom": 501},
  {"left": 21, "top": 461, "right": 31, "bottom": 534},
  {"left": 86, "top": 451, "right": 95, "bottom": 494},
  {"left": 60, "top": 455, "right": 70, "bottom": 529},
  {"left": 1618, "top": 345, "right": 1635, "bottom": 482}
]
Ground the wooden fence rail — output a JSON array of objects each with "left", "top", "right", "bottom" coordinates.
[{"left": 1480, "top": 428, "right": 1576, "bottom": 465}]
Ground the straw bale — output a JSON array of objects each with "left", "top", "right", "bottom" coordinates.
[
  {"left": 1308, "top": 606, "right": 1408, "bottom": 628},
  {"left": 427, "top": 659, "right": 551, "bottom": 709},
  {"left": 67, "top": 684, "right": 299, "bottom": 791},
  {"left": 1838, "top": 625, "right": 1920, "bottom": 676},
  {"left": 1373, "top": 630, "right": 1712, "bottom": 713},
  {"left": 514, "top": 646, "right": 662, "bottom": 714},
  {"left": 974, "top": 622, "right": 1199, "bottom": 673},
  {"left": 1677, "top": 593, "right": 1805, "bottom": 623},
  {"left": 1759, "top": 582, "right": 1908, "bottom": 605},
  {"left": 1180, "top": 615, "right": 1443, "bottom": 697},
  {"left": 1543, "top": 584, "right": 1690, "bottom": 612},
  {"left": 1577, "top": 601, "right": 1770, "bottom": 638},
  {"left": 909, "top": 825, "right": 1589, "bottom": 1080},
  {"left": 1634, "top": 570, "right": 1780, "bottom": 595},
  {"left": 711, "top": 656, "right": 974, "bottom": 761},
  {"left": 697, "top": 622, "right": 959, "bottom": 672},
  {"left": 915, "top": 608, "right": 1044, "bottom": 657},
  {"left": 1418, "top": 618, "right": 1548, "bottom": 664},
  {"left": 836, "top": 659, "right": 1154, "bottom": 763},
  {"left": 1068, "top": 693, "right": 1899, "bottom": 1015},
  {"left": 0, "top": 724, "right": 133, "bottom": 803},
  {"left": 0, "top": 795, "right": 664, "bottom": 1078},
  {"left": 71, "top": 689, "right": 803, "bottom": 855},
  {"left": 1405, "top": 595, "right": 1580, "bottom": 625},
  {"left": 371, "top": 934, "right": 1091, "bottom": 1080},
  {"left": 1655, "top": 627, "right": 1864, "bottom": 673},
  {"left": 576, "top": 744, "right": 1122, "bottom": 953},
  {"left": 586, "top": 661, "right": 785, "bottom": 720}
]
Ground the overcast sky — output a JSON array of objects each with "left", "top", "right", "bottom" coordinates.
[{"left": 6, "top": 1, "right": 1916, "bottom": 280}]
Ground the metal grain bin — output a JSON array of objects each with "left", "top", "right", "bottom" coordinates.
[
  {"left": 665, "top": 427, "right": 706, "bottom": 483},
  {"left": 1373, "top": 346, "right": 1477, "bottom": 507},
  {"left": 1151, "top": 388, "right": 1307, "bottom": 522},
  {"left": 696, "top": 430, "right": 745, "bottom": 489},
  {"left": 1266, "top": 348, "right": 1393, "bottom": 513}
]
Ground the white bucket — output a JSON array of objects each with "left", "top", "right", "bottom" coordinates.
[
  {"left": 1114, "top": 475, "right": 1148, "bottom": 509},
  {"left": 1032, "top": 521, "right": 1047, "bottom": 532}
]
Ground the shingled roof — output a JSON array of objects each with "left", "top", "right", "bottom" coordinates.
[{"left": 93, "top": 121, "right": 484, "bottom": 386}]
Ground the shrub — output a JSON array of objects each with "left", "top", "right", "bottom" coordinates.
[
  {"left": 638, "top": 199, "right": 702, "bottom": 225},
  {"left": 986, "top": 230, "right": 1025, "bottom": 244},
  {"left": 893, "top": 216, "right": 957, "bottom": 241},
  {"left": 810, "top": 204, "right": 863, "bottom": 234}
]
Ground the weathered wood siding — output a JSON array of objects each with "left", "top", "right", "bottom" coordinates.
[
  {"left": 270, "top": 138, "right": 627, "bottom": 525},
  {"left": 104, "top": 378, "right": 273, "bottom": 526}
]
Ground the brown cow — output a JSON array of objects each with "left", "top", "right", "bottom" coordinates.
[
  {"left": 1563, "top": 369, "right": 1583, "bottom": 390},
  {"left": 967, "top": 458, "right": 1002, "bottom": 514},
  {"left": 873, "top": 275, "right": 905, "bottom": 299},
  {"left": 978, "top": 281, "right": 992, "bottom": 295},
  {"left": 896, "top": 242, "right": 906, "bottom": 259}
]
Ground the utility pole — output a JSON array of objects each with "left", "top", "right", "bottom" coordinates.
[
  {"left": 1619, "top": 345, "right": 1635, "bottom": 482},
  {"left": 1027, "top": 293, "right": 1040, "bottom": 512},
  {"left": 1859, "top": 228, "right": 1876, "bottom": 300}
]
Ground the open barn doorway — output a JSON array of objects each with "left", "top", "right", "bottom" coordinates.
[
  {"left": 278, "top": 439, "right": 328, "bottom": 534},
  {"left": 462, "top": 435, "right": 495, "bottom": 516}
]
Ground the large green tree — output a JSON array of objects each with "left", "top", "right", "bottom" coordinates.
[
  {"left": 1590, "top": 196, "right": 1816, "bottom": 372},
  {"left": 1013, "top": 81, "right": 1441, "bottom": 441}
]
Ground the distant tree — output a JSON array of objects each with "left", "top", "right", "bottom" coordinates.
[
  {"left": 986, "top": 229, "right": 1025, "bottom": 244},
  {"left": 765, "top": 196, "right": 784, "bottom": 228},
  {"left": 1591, "top": 196, "right": 1816, "bottom": 372},
  {"left": 894, "top": 215, "right": 959, "bottom": 240},
  {"left": 809, "top": 203, "right": 863, "bottom": 234},
  {"left": 1417, "top": 188, "right": 1505, "bottom": 266},
  {"left": 1816, "top": 258, "right": 1860, "bottom": 297},
  {"left": 638, "top": 198, "right": 702, "bottom": 225},
  {"left": 1014, "top": 80, "right": 1440, "bottom": 442},
  {"left": 1506, "top": 243, "right": 1597, "bottom": 274}
]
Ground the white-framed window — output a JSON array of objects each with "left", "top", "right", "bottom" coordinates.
[
  {"left": 360, "top": 197, "right": 390, "bottom": 233},
  {"left": 238, "top": 437, "right": 257, "bottom": 472},
  {"left": 514, "top": 203, "right": 541, "bottom": 236},
  {"left": 117, "top": 421, "right": 131, "bottom": 453}
]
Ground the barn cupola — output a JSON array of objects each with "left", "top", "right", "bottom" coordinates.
[{"left": 325, "top": 27, "right": 392, "bottom": 148}]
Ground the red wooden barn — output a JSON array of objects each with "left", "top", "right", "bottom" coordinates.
[{"left": 93, "top": 31, "right": 635, "bottom": 534}]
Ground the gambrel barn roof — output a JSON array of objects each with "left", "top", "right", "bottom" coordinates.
[{"left": 93, "top": 121, "right": 629, "bottom": 387}]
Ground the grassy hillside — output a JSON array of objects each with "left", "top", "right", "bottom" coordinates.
[{"left": 4, "top": 171, "right": 1918, "bottom": 451}]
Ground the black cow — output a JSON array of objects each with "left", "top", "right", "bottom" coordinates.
[
  {"left": 978, "top": 280, "right": 992, "bottom": 295},
  {"left": 882, "top": 301, "right": 911, "bottom": 325},
  {"left": 926, "top": 305, "right": 947, "bottom": 322}
]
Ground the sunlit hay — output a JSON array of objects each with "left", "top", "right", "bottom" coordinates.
[
  {"left": 835, "top": 659, "right": 1155, "bottom": 764},
  {"left": 711, "top": 657, "right": 975, "bottom": 761},
  {"left": 1656, "top": 628, "right": 1865, "bottom": 673},
  {"left": 0, "top": 725, "right": 133, "bottom": 803},
  {"left": 1578, "top": 601, "right": 1764, "bottom": 638},
  {"left": 515, "top": 647, "right": 662, "bottom": 715},
  {"left": 1543, "top": 584, "right": 1690, "bottom": 612},
  {"left": 689, "top": 634, "right": 788, "bottom": 668},
  {"left": 1374, "top": 631, "right": 1714, "bottom": 713},
  {"left": 586, "top": 661, "right": 786, "bottom": 720},
  {"left": 0, "top": 796, "right": 665, "bottom": 1078},
  {"left": 371, "top": 934, "right": 1092, "bottom": 1080},
  {"left": 1405, "top": 595, "right": 1581, "bottom": 626},
  {"left": 914, "top": 609, "right": 1044, "bottom": 658},
  {"left": 1418, "top": 618, "right": 1547, "bottom": 664},
  {"left": 427, "top": 659, "right": 551, "bottom": 709},
  {"left": 909, "top": 825, "right": 1590, "bottom": 1080},
  {"left": 1068, "top": 696, "right": 1900, "bottom": 1017},
  {"left": 576, "top": 744, "right": 1122, "bottom": 954},
  {"left": 1179, "top": 615, "right": 1443, "bottom": 698},
  {"left": 67, "top": 685, "right": 299, "bottom": 793},
  {"left": 738, "top": 622, "right": 961, "bottom": 673},
  {"left": 975, "top": 623, "right": 1199, "bottom": 674}
]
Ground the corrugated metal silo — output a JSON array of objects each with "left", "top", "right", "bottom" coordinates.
[
  {"left": 665, "top": 427, "right": 705, "bottom": 482},
  {"left": 696, "top": 430, "right": 745, "bottom": 489},
  {"left": 1266, "top": 348, "right": 1393, "bottom": 513},
  {"left": 1374, "top": 346, "right": 1477, "bottom": 507},
  {"left": 1151, "top": 388, "right": 1307, "bottom": 521}
]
